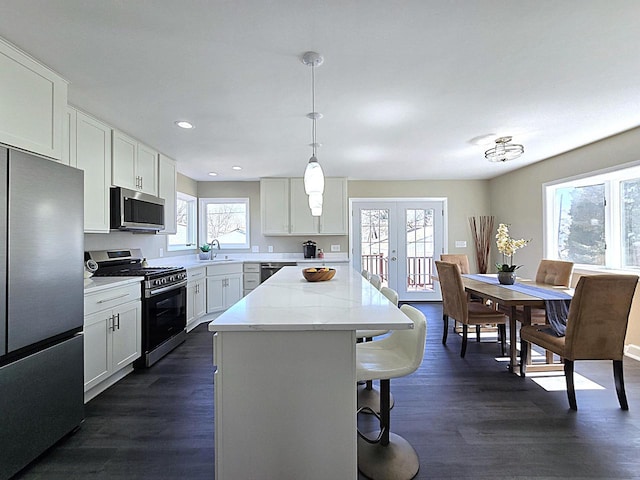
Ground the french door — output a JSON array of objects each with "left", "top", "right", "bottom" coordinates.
[{"left": 351, "top": 199, "right": 445, "bottom": 301}]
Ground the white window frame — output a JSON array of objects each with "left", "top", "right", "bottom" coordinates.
[
  {"left": 167, "top": 192, "right": 197, "bottom": 251},
  {"left": 199, "top": 197, "right": 250, "bottom": 250},
  {"left": 544, "top": 160, "right": 640, "bottom": 272}
]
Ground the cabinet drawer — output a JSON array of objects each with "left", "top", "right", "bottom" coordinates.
[
  {"left": 207, "top": 263, "right": 242, "bottom": 276},
  {"left": 243, "top": 273, "right": 261, "bottom": 290},
  {"left": 187, "top": 267, "right": 206, "bottom": 282},
  {"left": 243, "top": 263, "right": 261, "bottom": 273},
  {"left": 84, "top": 283, "right": 141, "bottom": 316}
]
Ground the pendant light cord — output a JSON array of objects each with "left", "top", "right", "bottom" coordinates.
[{"left": 311, "top": 62, "right": 317, "bottom": 157}]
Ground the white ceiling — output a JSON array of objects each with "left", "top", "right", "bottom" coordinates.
[{"left": 1, "top": 1, "right": 640, "bottom": 182}]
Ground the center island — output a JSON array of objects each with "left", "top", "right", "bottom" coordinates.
[{"left": 208, "top": 265, "right": 414, "bottom": 480}]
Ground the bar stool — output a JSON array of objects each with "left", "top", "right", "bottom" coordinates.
[
  {"left": 357, "top": 286, "right": 400, "bottom": 413},
  {"left": 357, "top": 304, "right": 427, "bottom": 480},
  {"left": 369, "top": 274, "right": 382, "bottom": 290}
]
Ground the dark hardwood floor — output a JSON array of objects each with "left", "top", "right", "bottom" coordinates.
[{"left": 13, "top": 302, "right": 640, "bottom": 479}]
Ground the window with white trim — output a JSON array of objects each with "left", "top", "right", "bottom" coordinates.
[
  {"left": 544, "top": 163, "right": 640, "bottom": 270},
  {"left": 199, "top": 198, "right": 250, "bottom": 249},
  {"left": 167, "top": 192, "right": 198, "bottom": 251}
]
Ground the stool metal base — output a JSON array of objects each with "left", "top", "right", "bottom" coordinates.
[
  {"left": 357, "top": 432, "right": 419, "bottom": 480},
  {"left": 357, "top": 384, "right": 394, "bottom": 414}
]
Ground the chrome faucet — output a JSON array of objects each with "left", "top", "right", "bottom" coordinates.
[{"left": 209, "top": 239, "right": 221, "bottom": 258}]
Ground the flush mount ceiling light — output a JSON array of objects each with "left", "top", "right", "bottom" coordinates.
[
  {"left": 301, "top": 51, "right": 325, "bottom": 217},
  {"left": 484, "top": 136, "right": 524, "bottom": 162},
  {"left": 175, "top": 121, "right": 194, "bottom": 129}
]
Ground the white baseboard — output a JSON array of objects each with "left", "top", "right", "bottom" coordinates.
[{"left": 625, "top": 344, "right": 640, "bottom": 362}]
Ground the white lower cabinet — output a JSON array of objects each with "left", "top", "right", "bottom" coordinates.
[
  {"left": 83, "top": 283, "right": 141, "bottom": 402},
  {"left": 206, "top": 264, "right": 243, "bottom": 314},
  {"left": 243, "top": 262, "right": 261, "bottom": 296},
  {"left": 186, "top": 267, "right": 207, "bottom": 330}
]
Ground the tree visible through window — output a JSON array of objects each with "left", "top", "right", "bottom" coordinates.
[{"left": 199, "top": 198, "right": 250, "bottom": 249}]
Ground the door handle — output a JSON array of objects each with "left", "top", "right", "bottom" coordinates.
[{"left": 391, "top": 257, "right": 397, "bottom": 261}]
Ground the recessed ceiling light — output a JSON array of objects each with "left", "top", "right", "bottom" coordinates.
[
  {"left": 232, "top": 166, "right": 242, "bottom": 171},
  {"left": 208, "top": 172, "right": 218, "bottom": 176},
  {"left": 175, "top": 121, "right": 194, "bottom": 129}
]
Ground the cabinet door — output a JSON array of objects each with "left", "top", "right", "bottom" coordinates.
[
  {"left": 158, "top": 153, "right": 177, "bottom": 234},
  {"left": 186, "top": 282, "right": 197, "bottom": 327},
  {"left": 0, "top": 37, "right": 67, "bottom": 160},
  {"left": 83, "top": 311, "right": 112, "bottom": 391},
  {"left": 111, "top": 301, "right": 141, "bottom": 370},
  {"left": 207, "top": 276, "right": 225, "bottom": 313},
  {"left": 224, "top": 274, "right": 243, "bottom": 308},
  {"left": 194, "top": 279, "right": 207, "bottom": 318},
  {"left": 137, "top": 143, "right": 158, "bottom": 195},
  {"left": 112, "top": 130, "right": 137, "bottom": 190},
  {"left": 290, "top": 178, "right": 318, "bottom": 235},
  {"left": 61, "top": 106, "right": 76, "bottom": 167},
  {"left": 260, "top": 178, "right": 290, "bottom": 235},
  {"left": 320, "top": 178, "right": 348, "bottom": 235},
  {"left": 76, "top": 111, "right": 111, "bottom": 233}
]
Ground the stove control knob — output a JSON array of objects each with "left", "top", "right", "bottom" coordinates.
[
  {"left": 169, "top": 275, "right": 175, "bottom": 282},
  {"left": 162, "top": 278, "right": 168, "bottom": 284},
  {"left": 154, "top": 279, "right": 161, "bottom": 286}
]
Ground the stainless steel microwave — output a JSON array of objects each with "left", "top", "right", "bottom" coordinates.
[{"left": 110, "top": 187, "right": 165, "bottom": 232}]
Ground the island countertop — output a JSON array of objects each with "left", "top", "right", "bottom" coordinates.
[{"left": 208, "top": 265, "right": 412, "bottom": 332}]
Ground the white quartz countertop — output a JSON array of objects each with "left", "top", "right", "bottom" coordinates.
[
  {"left": 84, "top": 276, "right": 142, "bottom": 294},
  {"left": 208, "top": 266, "right": 413, "bottom": 332}
]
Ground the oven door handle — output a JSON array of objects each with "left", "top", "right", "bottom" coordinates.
[{"left": 147, "top": 280, "right": 187, "bottom": 297}]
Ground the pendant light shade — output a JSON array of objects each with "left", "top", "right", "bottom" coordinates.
[
  {"left": 308, "top": 192, "right": 323, "bottom": 217},
  {"left": 304, "top": 156, "right": 324, "bottom": 195},
  {"left": 301, "top": 51, "right": 325, "bottom": 216}
]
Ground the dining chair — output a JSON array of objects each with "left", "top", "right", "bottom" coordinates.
[
  {"left": 440, "top": 254, "right": 471, "bottom": 274},
  {"left": 435, "top": 261, "right": 507, "bottom": 357},
  {"left": 520, "top": 274, "right": 638, "bottom": 410}
]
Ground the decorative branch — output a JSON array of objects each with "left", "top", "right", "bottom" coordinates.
[{"left": 468, "top": 216, "right": 495, "bottom": 274}]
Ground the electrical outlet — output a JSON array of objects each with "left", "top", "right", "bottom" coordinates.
[
  {"left": 159, "top": 248, "right": 164, "bottom": 257},
  {"left": 252, "top": 245, "right": 259, "bottom": 253},
  {"left": 331, "top": 244, "right": 340, "bottom": 252},
  {"left": 268, "top": 245, "right": 273, "bottom": 253}
]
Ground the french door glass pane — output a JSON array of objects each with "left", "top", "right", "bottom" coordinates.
[
  {"left": 360, "top": 209, "right": 389, "bottom": 285},
  {"left": 622, "top": 178, "right": 640, "bottom": 268},
  {"left": 405, "top": 208, "right": 435, "bottom": 292},
  {"left": 554, "top": 184, "right": 605, "bottom": 265}
]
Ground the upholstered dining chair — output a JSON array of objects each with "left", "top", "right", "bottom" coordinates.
[
  {"left": 520, "top": 274, "right": 638, "bottom": 410},
  {"left": 435, "top": 261, "right": 507, "bottom": 357}
]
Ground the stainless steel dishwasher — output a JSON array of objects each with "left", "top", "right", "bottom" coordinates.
[{"left": 260, "top": 262, "right": 297, "bottom": 282}]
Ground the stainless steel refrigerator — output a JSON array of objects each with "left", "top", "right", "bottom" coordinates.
[{"left": 0, "top": 147, "right": 84, "bottom": 480}]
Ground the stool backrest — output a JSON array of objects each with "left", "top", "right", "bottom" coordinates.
[
  {"left": 369, "top": 274, "right": 382, "bottom": 290},
  {"left": 380, "top": 286, "right": 398, "bottom": 306},
  {"left": 391, "top": 304, "right": 426, "bottom": 375},
  {"left": 361, "top": 269, "right": 370, "bottom": 280}
]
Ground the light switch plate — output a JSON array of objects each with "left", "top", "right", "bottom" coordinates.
[
  {"left": 331, "top": 244, "right": 340, "bottom": 252},
  {"left": 455, "top": 241, "right": 467, "bottom": 248},
  {"left": 268, "top": 245, "right": 273, "bottom": 253},
  {"left": 252, "top": 245, "right": 259, "bottom": 253}
]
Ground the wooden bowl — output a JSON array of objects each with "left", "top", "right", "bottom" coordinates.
[{"left": 302, "top": 267, "right": 336, "bottom": 282}]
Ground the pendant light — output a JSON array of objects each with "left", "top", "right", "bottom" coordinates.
[{"left": 301, "top": 51, "right": 325, "bottom": 216}]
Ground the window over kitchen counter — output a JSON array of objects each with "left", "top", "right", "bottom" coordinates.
[
  {"left": 167, "top": 192, "right": 197, "bottom": 251},
  {"left": 199, "top": 198, "right": 250, "bottom": 249}
]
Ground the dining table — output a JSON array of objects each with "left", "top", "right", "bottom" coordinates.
[{"left": 459, "top": 274, "right": 573, "bottom": 374}]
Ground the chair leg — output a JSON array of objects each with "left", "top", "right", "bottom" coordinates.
[
  {"left": 564, "top": 360, "right": 577, "bottom": 411},
  {"left": 613, "top": 360, "right": 629, "bottom": 410},
  {"left": 499, "top": 324, "right": 507, "bottom": 357},
  {"left": 520, "top": 339, "right": 528, "bottom": 377},
  {"left": 476, "top": 324, "right": 481, "bottom": 342},
  {"left": 442, "top": 314, "right": 448, "bottom": 344},
  {"left": 461, "top": 325, "right": 468, "bottom": 358}
]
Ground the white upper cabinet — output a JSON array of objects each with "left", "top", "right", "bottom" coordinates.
[
  {"left": 260, "top": 178, "right": 290, "bottom": 235},
  {"left": 112, "top": 130, "right": 158, "bottom": 196},
  {"left": 158, "top": 153, "right": 177, "bottom": 234},
  {"left": 0, "top": 36, "right": 67, "bottom": 160},
  {"left": 261, "top": 177, "right": 348, "bottom": 236}
]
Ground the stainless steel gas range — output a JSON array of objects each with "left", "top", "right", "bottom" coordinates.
[{"left": 85, "top": 248, "right": 187, "bottom": 367}]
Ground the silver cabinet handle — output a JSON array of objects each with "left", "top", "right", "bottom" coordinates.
[
  {"left": 109, "top": 314, "right": 115, "bottom": 332},
  {"left": 97, "top": 293, "right": 129, "bottom": 304},
  {"left": 115, "top": 313, "right": 120, "bottom": 330}
]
